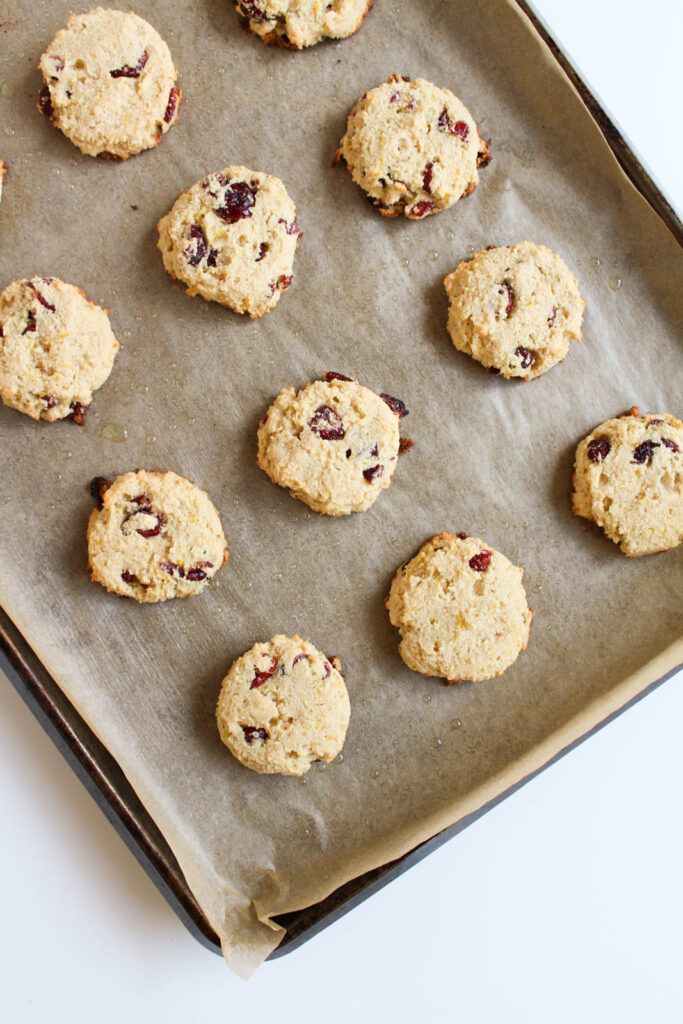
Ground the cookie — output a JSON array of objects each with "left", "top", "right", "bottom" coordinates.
[
  {"left": 444, "top": 242, "right": 585, "bottom": 380},
  {"left": 38, "top": 8, "right": 180, "bottom": 159},
  {"left": 386, "top": 532, "right": 533, "bottom": 683},
  {"left": 572, "top": 407, "right": 683, "bottom": 557},
  {"left": 157, "top": 166, "right": 301, "bottom": 317},
  {"left": 216, "top": 634, "right": 350, "bottom": 775},
  {"left": 257, "top": 371, "right": 408, "bottom": 515},
  {"left": 234, "top": 0, "right": 372, "bottom": 48},
  {"left": 87, "top": 471, "right": 228, "bottom": 602},
  {"left": 0, "top": 277, "right": 119, "bottom": 422},
  {"left": 335, "top": 74, "right": 490, "bottom": 219}
]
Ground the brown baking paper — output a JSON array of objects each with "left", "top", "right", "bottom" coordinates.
[{"left": 1, "top": 0, "right": 681, "bottom": 977}]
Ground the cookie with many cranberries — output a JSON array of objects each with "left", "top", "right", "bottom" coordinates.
[
  {"left": 572, "top": 407, "right": 683, "bottom": 556},
  {"left": 216, "top": 634, "right": 350, "bottom": 776},
  {"left": 257, "top": 372, "right": 411, "bottom": 515},
  {"left": 38, "top": 8, "right": 180, "bottom": 159},
  {"left": 0, "top": 277, "right": 118, "bottom": 422},
  {"left": 157, "top": 165, "right": 301, "bottom": 317},
  {"left": 234, "top": 0, "right": 373, "bottom": 49},
  {"left": 87, "top": 470, "right": 227, "bottom": 602},
  {"left": 386, "top": 532, "right": 533, "bottom": 684},
  {"left": 335, "top": 74, "right": 491, "bottom": 219},
  {"left": 443, "top": 242, "right": 585, "bottom": 380}
]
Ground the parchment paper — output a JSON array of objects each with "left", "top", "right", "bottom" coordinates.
[{"left": 1, "top": 0, "right": 681, "bottom": 977}]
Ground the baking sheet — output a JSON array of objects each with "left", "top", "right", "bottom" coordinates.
[{"left": 0, "top": 0, "right": 681, "bottom": 977}]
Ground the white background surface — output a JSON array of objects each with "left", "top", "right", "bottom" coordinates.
[{"left": 1, "top": 1, "right": 681, "bottom": 1020}]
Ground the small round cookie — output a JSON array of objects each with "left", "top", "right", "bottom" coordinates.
[
  {"left": 335, "top": 74, "right": 491, "bottom": 219},
  {"left": 38, "top": 8, "right": 180, "bottom": 159},
  {"left": 157, "top": 166, "right": 301, "bottom": 317},
  {"left": 257, "top": 371, "right": 407, "bottom": 515},
  {"left": 87, "top": 471, "right": 228, "bottom": 602},
  {"left": 216, "top": 634, "right": 350, "bottom": 776},
  {"left": 444, "top": 242, "right": 585, "bottom": 380},
  {"left": 386, "top": 532, "right": 533, "bottom": 683},
  {"left": 572, "top": 407, "right": 683, "bottom": 557},
  {"left": 234, "top": 0, "right": 373, "bottom": 49},
  {"left": 0, "top": 277, "right": 119, "bottom": 422}
]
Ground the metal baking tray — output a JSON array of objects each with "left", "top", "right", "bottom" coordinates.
[{"left": 1, "top": 0, "right": 681, "bottom": 959}]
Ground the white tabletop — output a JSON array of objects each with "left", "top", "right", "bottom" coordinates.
[{"left": 2, "top": 1, "right": 681, "bottom": 1020}]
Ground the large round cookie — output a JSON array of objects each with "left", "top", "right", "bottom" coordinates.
[
  {"left": 216, "top": 634, "right": 350, "bottom": 776},
  {"left": 444, "top": 242, "right": 585, "bottom": 380},
  {"left": 335, "top": 74, "right": 491, "bottom": 219},
  {"left": 257, "top": 372, "right": 407, "bottom": 515},
  {"left": 0, "top": 277, "right": 119, "bottom": 422},
  {"left": 38, "top": 8, "right": 180, "bottom": 159},
  {"left": 158, "top": 166, "right": 301, "bottom": 317},
  {"left": 234, "top": 0, "right": 373, "bottom": 48},
  {"left": 87, "top": 471, "right": 228, "bottom": 602},
  {"left": 386, "top": 532, "right": 533, "bottom": 683},
  {"left": 572, "top": 407, "right": 683, "bottom": 557}
]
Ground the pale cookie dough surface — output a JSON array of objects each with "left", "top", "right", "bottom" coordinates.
[
  {"left": 87, "top": 471, "right": 228, "bottom": 602},
  {"left": 158, "top": 166, "right": 301, "bottom": 317},
  {"left": 444, "top": 241, "right": 585, "bottom": 380},
  {"left": 336, "top": 74, "right": 490, "bottom": 219},
  {"left": 216, "top": 634, "right": 350, "bottom": 775},
  {"left": 257, "top": 373, "right": 404, "bottom": 515},
  {"left": 234, "top": 0, "right": 372, "bottom": 48},
  {"left": 0, "top": 277, "right": 119, "bottom": 422},
  {"left": 38, "top": 7, "right": 180, "bottom": 159},
  {"left": 386, "top": 532, "right": 533, "bottom": 683},
  {"left": 572, "top": 408, "right": 683, "bottom": 557}
]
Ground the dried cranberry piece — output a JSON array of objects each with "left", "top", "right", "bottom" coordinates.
[
  {"left": 43, "top": 394, "right": 57, "bottom": 409},
  {"left": 324, "top": 371, "right": 353, "bottom": 383},
  {"left": 38, "top": 86, "right": 53, "bottom": 118},
  {"left": 398, "top": 437, "right": 414, "bottom": 454},
  {"left": 488, "top": 366, "right": 501, "bottom": 375},
  {"left": 238, "top": 1, "right": 270, "bottom": 21},
  {"left": 661, "top": 437, "right": 680, "bottom": 452},
  {"left": 215, "top": 181, "right": 257, "bottom": 223},
  {"left": 587, "top": 438, "right": 610, "bottom": 462},
  {"left": 136, "top": 512, "right": 165, "bottom": 538},
  {"left": 277, "top": 217, "right": 302, "bottom": 236},
  {"left": 514, "top": 346, "right": 535, "bottom": 369},
  {"left": 160, "top": 561, "right": 185, "bottom": 578},
  {"left": 0, "top": 325, "right": 3, "bottom": 338},
  {"left": 423, "top": 162, "right": 434, "bottom": 195},
  {"left": 22, "top": 312, "right": 36, "bottom": 335},
  {"left": 184, "top": 225, "right": 208, "bottom": 267},
  {"left": 279, "top": 274, "right": 293, "bottom": 290},
  {"left": 469, "top": 550, "right": 492, "bottom": 572},
  {"left": 405, "top": 97, "right": 416, "bottom": 112},
  {"left": 389, "top": 91, "right": 399, "bottom": 103},
  {"left": 293, "top": 653, "right": 308, "bottom": 665},
  {"left": 437, "top": 109, "right": 469, "bottom": 139},
  {"left": 69, "top": 401, "right": 90, "bottom": 425},
  {"left": 207, "top": 249, "right": 218, "bottom": 267},
  {"left": 260, "top": 413, "right": 268, "bottom": 425},
  {"left": 308, "top": 405, "right": 345, "bottom": 440},
  {"left": 132, "top": 494, "right": 151, "bottom": 508},
  {"left": 380, "top": 392, "right": 408, "bottom": 419},
  {"left": 186, "top": 561, "right": 213, "bottom": 582},
  {"left": 90, "top": 476, "right": 110, "bottom": 508},
  {"left": 323, "top": 661, "right": 332, "bottom": 679},
  {"left": 363, "top": 464, "right": 384, "bottom": 483},
  {"left": 256, "top": 242, "right": 268, "bottom": 262},
  {"left": 370, "top": 443, "right": 379, "bottom": 457},
  {"left": 28, "top": 282, "right": 56, "bottom": 311},
  {"left": 547, "top": 306, "right": 557, "bottom": 328},
  {"left": 499, "top": 280, "right": 514, "bottom": 317},
  {"left": 163, "top": 86, "right": 180, "bottom": 124},
  {"left": 457, "top": 531, "right": 469, "bottom": 540},
  {"left": 632, "top": 440, "right": 660, "bottom": 464},
  {"left": 250, "top": 655, "right": 278, "bottom": 688},
  {"left": 409, "top": 200, "right": 433, "bottom": 218},
  {"left": 50, "top": 56, "right": 65, "bottom": 73},
  {"left": 242, "top": 725, "right": 268, "bottom": 743},
  {"left": 647, "top": 418, "right": 664, "bottom": 426},
  {"left": 110, "top": 51, "right": 148, "bottom": 79},
  {"left": 121, "top": 571, "right": 137, "bottom": 584}
]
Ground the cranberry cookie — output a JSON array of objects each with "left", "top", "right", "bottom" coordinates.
[
  {"left": 386, "top": 532, "right": 533, "bottom": 683},
  {"left": 158, "top": 166, "right": 301, "bottom": 317},
  {"left": 444, "top": 242, "right": 585, "bottom": 380},
  {"left": 572, "top": 408, "right": 683, "bottom": 556},
  {"left": 87, "top": 471, "right": 228, "bottom": 602},
  {"left": 257, "top": 371, "right": 409, "bottom": 515},
  {"left": 234, "top": 0, "right": 373, "bottom": 48},
  {"left": 216, "top": 634, "right": 350, "bottom": 776},
  {"left": 38, "top": 8, "right": 180, "bottom": 159},
  {"left": 335, "top": 74, "right": 490, "bottom": 219},
  {"left": 0, "top": 277, "right": 118, "bottom": 422}
]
